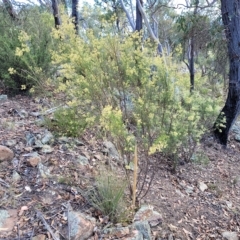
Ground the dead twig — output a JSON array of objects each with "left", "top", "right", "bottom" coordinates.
[
  {"left": 35, "top": 210, "right": 60, "bottom": 240},
  {"left": 0, "top": 178, "right": 9, "bottom": 188}
]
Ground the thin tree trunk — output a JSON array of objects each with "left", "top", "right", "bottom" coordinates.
[
  {"left": 136, "top": 0, "right": 143, "bottom": 31},
  {"left": 189, "top": 37, "right": 194, "bottom": 92},
  {"left": 214, "top": 0, "right": 240, "bottom": 145},
  {"left": 72, "top": 0, "right": 79, "bottom": 33},
  {"left": 52, "top": 0, "right": 61, "bottom": 28}
]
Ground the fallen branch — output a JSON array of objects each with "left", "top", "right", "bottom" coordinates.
[{"left": 36, "top": 210, "right": 60, "bottom": 240}]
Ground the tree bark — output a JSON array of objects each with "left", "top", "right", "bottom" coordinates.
[
  {"left": 214, "top": 0, "right": 240, "bottom": 145},
  {"left": 136, "top": 0, "right": 143, "bottom": 31},
  {"left": 72, "top": 0, "right": 79, "bottom": 33},
  {"left": 52, "top": 0, "right": 61, "bottom": 28}
]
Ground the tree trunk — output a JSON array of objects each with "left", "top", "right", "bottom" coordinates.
[
  {"left": 3, "top": 0, "right": 17, "bottom": 20},
  {"left": 52, "top": 0, "right": 61, "bottom": 28},
  {"left": 135, "top": 0, "right": 143, "bottom": 31},
  {"left": 189, "top": 37, "right": 194, "bottom": 92},
  {"left": 214, "top": 0, "right": 240, "bottom": 145},
  {"left": 72, "top": 0, "right": 79, "bottom": 33}
]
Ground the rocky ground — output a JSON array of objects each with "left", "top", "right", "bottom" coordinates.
[{"left": 0, "top": 95, "right": 240, "bottom": 240}]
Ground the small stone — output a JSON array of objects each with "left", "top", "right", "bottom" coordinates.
[
  {"left": 74, "top": 139, "right": 85, "bottom": 146},
  {"left": 38, "top": 163, "right": 51, "bottom": 178},
  {"left": 185, "top": 185, "right": 194, "bottom": 194},
  {"left": 134, "top": 205, "right": 162, "bottom": 227},
  {"left": 25, "top": 132, "right": 36, "bottom": 146},
  {"left": 222, "top": 231, "right": 238, "bottom": 240},
  {"left": 0, "top": 95, "right": 8, "bottom": 103},
  {"left": 5, "top": 140, "right": 17, "bottom": 147},
  {"left": 103, "top": 141, "right": 120, "bottom": 161},
  {"left": 168, "top": 234, "right": 174, "bottom": 240},
  {"left": 198, "top": 181, "right": 208, "bottom": 192},
  {"left": 30, "top": 112, "right": 41, "bottom": 117},
  {"left": 76, "top": 155, "right": 89, "bottom": 166},
  {"left": 234, "top": 134, "right": 240, "bottom": 142},
  {"left": 19, "top": 109, "right": 28, "bottom": 118},
  {"left": 25, "top": 186, "right": 32, "bottom": 192},
  {"left": 32, "top": 234, "right": 46, "bottom": 240},
  {"left": 175, "top": 189, "right": 185, "bottom": 198},
  {"left": 68, "top": 211, "right": 95, "bottom": 240},
  {"left": 0, "top": 145, "right": 14, "bottom": 162},
  {"left": 28, "top": 156, "right": 41, "bottom": 167},
  {"left": 104, "top": 227, "right": 130, "bottom": 238},
  {"left": 41, "top": 131, "right": 54, "bottom": 145},
  {"left": 125, "top": 229, "right": 143, "bottom": 240},
  {"left": 58, "top": 136, "right": 69, "bottom": 143},
  {"left": 34, "top": 140, "right": 43, "bottom": 149},
  {"left": 12, "top": 171, "right": 21, "bottom": 182},
  {"left": 133, "top": 221, "right": 151, "bottom": 240},
  {"left": 41, "top": 145, "right": 54, "bottom": 154}
]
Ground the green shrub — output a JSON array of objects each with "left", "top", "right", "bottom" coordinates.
[
  {"left": 44, "top": 107, "right": 88, "bottom": 137},
  {"left": 51, "top": 13, "right": 222, "bottom": 168},
  {"left": 0, "top": 5, "right": 55, "bottom": 94}
]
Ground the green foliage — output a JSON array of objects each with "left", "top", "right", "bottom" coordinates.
[
  {"left": 44, "top": 107, "right": 88, "bottom": 137},
  {"left": 51, "top": 13, "right": 222, "bottom": 167},
  {"left": 87, "top": 171, "right": 127, "bottom": 223},
  {"left": 0, "top": 5, "right": 55, "bottom": 94}
]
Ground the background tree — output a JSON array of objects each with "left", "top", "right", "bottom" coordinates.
[
  {"left": 72, "top": 0, "right": 79, "bottom": 32},
  {"left": 52, "top": 0, "right": 61, "bottom": 28}
]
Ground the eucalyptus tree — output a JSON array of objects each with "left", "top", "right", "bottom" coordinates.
[
  {"left": 175, "top": 0, "right": 218, "bottom": 91},
  {"left": 52, "top": 0, "right": 61, "bottom": 28},
  {"left": 214, "top": 0, "right": 240, "bottom": 145},
  {"left": 72, "top": 0, "right": 79, "bottom": 32}
]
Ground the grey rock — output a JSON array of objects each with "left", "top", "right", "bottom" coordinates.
[
  {"left": 134, "top": 205, "right": 162, "bottom": 227},
  {"left": 19, "top": 109, "right": 28, "bottom": 118},
  {"left": 168, "top": 234, "right": 174, "bottom": 240},
  {"left": 68, "top": 211, "right": 95, "bottom": 240},
  {"left": 25, "top": 131, "right": 36, "bottom": 146},
  {"left": 176, "top": 189, "right": 185, "bottom": 198},
  {"left": 41, "top": 131, "right": 54, "bottom": 145},
  {"left": 185, "top": 185, "right": 194, "bottom": 194},
  {"left": 133, "top": 221, "right": 151, "bottom": 240},
  {"left": 198, "top": 181, "right": 208, "bottom": 192},
  {"left": 12, "top": 158, "right": 19, "bottom": 168},
  {"left": 58, "top": 136, "right": 69, "bottom": 143},
  {"left": 0, "top": 95, "right": 8, "bottom": 103},
  {"left": 0, "top": 210, "right": 9, "bottom": 227},
  {"left": 41, "top": 145, "right": 54, "bottom": 154},
  {"left": 103, "top": 141, "right": 120, "bottom": 161},
  {"left": 12, "top": 171, "right": 21, "bottom": 182},
  {"left": 38, "top": 163, "right": 51, "bottom": 178},
  {"left": 74, "top": 139, "right": 85, "bottom": 146},
  {"left": 5, "top": 140, "right": 17, "bottom": 147},
  {"left": 30, "top": 112, "right": 41, "bottom": 117},
  {"left": 76, "top": 155, "right": 89, "bottom": 166},
  {"left": 125, "top": 230, "right": 143, "bottom": 240},
  {"left": 34, "top": 140, "right": 43, "bottom": 149},
  {"left": 222, "top": 231, "right": 238, "bottom": 240},
  {"left": 235, "top": 134, "right": 240, "bottom": 142},
  {"left": 231, "top": 123, "right": 240, "bottom": 133},
  {"left": 104, "top": 226, "right": 144, "bottom": 240}
]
